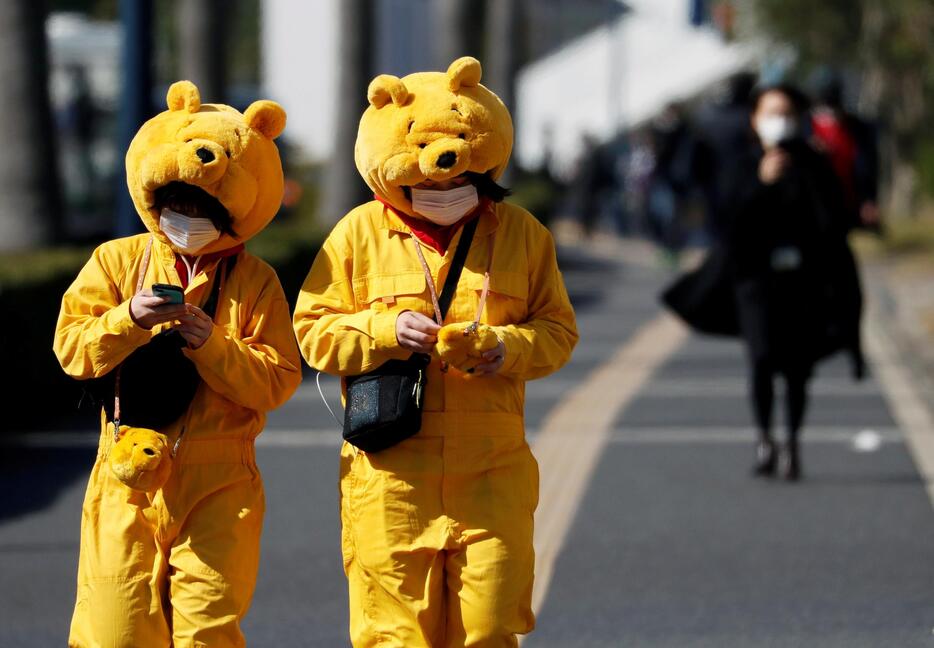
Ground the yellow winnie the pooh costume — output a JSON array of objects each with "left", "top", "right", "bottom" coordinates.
[
  {"left": 54, "top": 81, "right": 301, "bottom": 647},
  {"left": 294, "top": 57, "right": 579, "bottom": 646}
]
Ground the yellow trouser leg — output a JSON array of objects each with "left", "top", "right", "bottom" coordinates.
[
  {"left": 168, "top": 465, "right": 265, "bottom": 647},
  {"left": 443, "top": 435, "right": 537, "bottom": 647},
  {"left": 341, "top": 439, "right": 447, "bottom": 647},
  {"left": 340, "top": 433, "right": 538, "bottom": 648},
  {"left": 70, "top": 446, "right": 264, "bottom": 648},
  {"left": 69, "top": 461, "right": 172, "bottom": 648}
]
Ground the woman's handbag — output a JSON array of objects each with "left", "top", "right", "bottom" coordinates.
[{"left": 341, "top": 218, "right": 479, "bottom": 452}]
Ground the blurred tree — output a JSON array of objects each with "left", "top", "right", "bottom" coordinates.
[
  {"left": 485, "top": 0, "right": 523, "bottom": 114},
  {"left": 485, "top": 0, "right": 525, "bottom": 184},
  {"left": 0, "top": 0, "right": 62, "bottom": 250},
  {"left": 115, "top": 0, "right": 154, "bottom": 237},
  {"left": 321, "top": 0, "right": 374, "bottom": 223},
  {"left": 743, "top": 0, "right": 934, "bottom": 213},
  {"left": 177, "top": 0, "right": 229, "bottom": 104},
  {"left": 433, "top": 0, "right": 485, "bottom": 67}
]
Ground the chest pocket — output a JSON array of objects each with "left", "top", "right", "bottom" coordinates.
[
  {"left": 466, "top": 270, "right": 528, "bottom": 325},
  {"left": 353, "top": 272, "right": 427, "bottom": 313}
]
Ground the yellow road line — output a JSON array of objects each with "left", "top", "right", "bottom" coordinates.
[{"left": 529, "top": 312, "right": 689, "bottom": 617}]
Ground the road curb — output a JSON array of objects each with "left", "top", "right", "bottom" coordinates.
[{"left": 864, "top": 261, "right": 934, "bottom": 509}]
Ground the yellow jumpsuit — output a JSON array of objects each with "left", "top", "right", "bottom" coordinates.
[
  {"left": 293, "top": 200, "right": 578, "bottom": 647},
  {"left": 54, "top": 234, "right": 302, "bottom": 647}
]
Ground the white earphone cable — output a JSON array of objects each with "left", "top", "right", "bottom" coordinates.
[{"left": 316, "top": 371, "right": 342, "bottom": 428}]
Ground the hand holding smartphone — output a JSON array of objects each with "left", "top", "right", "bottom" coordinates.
[{"left": 152, "top": 283, "right": 185, "bottom": 305}]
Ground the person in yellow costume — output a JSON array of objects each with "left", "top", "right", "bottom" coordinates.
[
  {"left": 293, "top": 57, "right": 579, "bottom": 647},
  {"left": 53, "top": 80, "right": 302, "bottom": 647}
]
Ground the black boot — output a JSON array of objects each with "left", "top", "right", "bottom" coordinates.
[
  {"left": 779, "top": 440, "right": 801, "bottom": 481},
  {"left": 752, "top": 439, "right": 777, "bottom": 477}
]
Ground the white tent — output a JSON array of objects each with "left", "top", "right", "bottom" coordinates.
[{"left": 516, "top": 0, "right": 755, "bottom": 174}]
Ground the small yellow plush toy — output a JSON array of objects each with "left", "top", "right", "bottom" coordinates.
[
  {"left": 436, "top": 322, "right": 501, "bottom": 374},
  {"left": 107, "top": 423, "right": 173, "bottom": 492}
]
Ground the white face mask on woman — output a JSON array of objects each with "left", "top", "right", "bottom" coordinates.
[
  {"left": 159, "top": 207, "right": 221, "bottom": 254},
  {"left": 410, "top": 184, "right": 479, "bottom": 226},
  {"left": 755, "top": 115, "right": 798, "bottom": 148}
]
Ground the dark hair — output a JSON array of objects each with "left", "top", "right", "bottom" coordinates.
[
  {"left": 152, "top": 181, "right": 238, "bottom": 238},
  {"left": 750, "top": 82, "right": 811, "bottom": 115},
  {"left": 464, "top": 171, "right": 511, "bottom": 202}
]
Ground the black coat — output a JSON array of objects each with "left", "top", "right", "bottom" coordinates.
[{"left": 662, "top": 139, "right": 864, "bottom": 377}]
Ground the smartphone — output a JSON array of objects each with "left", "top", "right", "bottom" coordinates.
[{"left": 152, "top": 283, "right": 185, "bottom": 305}]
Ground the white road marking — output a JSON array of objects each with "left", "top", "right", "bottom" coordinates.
[
  {"left": 528, "top": 312, "right": 689, "bottom": 619},
  {"left": 1, "top": 429, "right": 343, "bottom": 448},
  {"left": 608, "top": 426, "right": 902, "bottom": 445},
  {"left": 852, "top": 429, "right": 884, "bottom": 453},
  {"left": 636, "top": 377, "right": 883, "bottom": 398},
  {"left": 4, "top": 425, "right": 902, "bottom": 449}
]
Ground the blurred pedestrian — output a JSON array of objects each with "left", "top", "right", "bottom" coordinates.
[
  {"left": 810, "top": 73, "right": 881, "bottom": 231},
  {"left": 662, "top": 83, "right": 864, "bottom": 481},
  {"left": 694, "top": 72, "right": 757, "bottom": 240},
  {"left": 293, "top": 57, "right": 578, "bottom": 646},
  {"left": 647, "top": 103, "right": 696, "bottom": 265},
  {"left": 569, "top": 134, "right": 617, "bottom": 237},
  {"left": 622, "top": 129, "right": 656, "bottom": 236},
  {"left": 60, "top": 65, "right": 97, "bottom": 204}
]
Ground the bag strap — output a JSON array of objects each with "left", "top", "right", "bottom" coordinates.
[
  {"left": 201, "top": 253, "right": 238, "bottom": 319},
  {"left": 438, "top": 217, "right": 479, "bottom": 320},
  {"left": 112, "top": 246, "right": 236, "bottom": 443},
  {"left": 411, "top": 217, "right": 480, "bottom": 326}
]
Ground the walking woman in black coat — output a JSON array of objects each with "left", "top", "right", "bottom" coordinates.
[{"left": 662, "top": 83, "right": 863, "bottom": 481}]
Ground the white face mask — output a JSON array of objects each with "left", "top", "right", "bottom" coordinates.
[
  {"left": 755, "top": 115, "right": 798, "bottom": 148},
  {"left": 159, "top": 208, "right": 221, "bottom": 254},
  {"left": 410, "top": 184, "right": 479, "bottom": 226}
]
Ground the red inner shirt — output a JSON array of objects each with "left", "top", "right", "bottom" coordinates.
[
  {"left": 174, "top": 243, "right": 244, "bottom": 289},
  {"left": 375, "top": 194, "right": 489, "bottom": 254}
]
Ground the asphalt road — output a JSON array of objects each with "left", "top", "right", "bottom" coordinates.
[{"left": 2, "top": 244, "right": 933, "bottom": 647}]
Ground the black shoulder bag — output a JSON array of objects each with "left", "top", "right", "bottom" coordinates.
[
  {"left": 82, "top": 239, "right": 237, "bottom": 430},
  {"left": 342, "top": 217, "right": 479, "bottom": 453}
]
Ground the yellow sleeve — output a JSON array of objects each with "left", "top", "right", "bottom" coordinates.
[
  {"left": 184, "top": 264, "right": 302, "bottom": 412},
  {"left": 293, "top": 229, "right": 409, "bottom": 376},
  {"left": 489, "top": 228, "right": 579, "bottom": 380},
  {"left": 53, "top": 243, "right": 154, "bottom": 379}
]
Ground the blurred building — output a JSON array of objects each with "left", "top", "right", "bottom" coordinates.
[
  {"left": 515, "top": 0, "right": 754, "bottom": 175},
  {"left": 261, "top": 0, "right": 630, "bottom": 163}
]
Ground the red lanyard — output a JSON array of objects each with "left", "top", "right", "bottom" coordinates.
[{"left": 409, "top": 229, "right": 495, "bottom": 328}]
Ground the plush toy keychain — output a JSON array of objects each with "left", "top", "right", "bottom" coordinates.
[{"left": 107, "top": 422, "right": 174, "bottom": 492}]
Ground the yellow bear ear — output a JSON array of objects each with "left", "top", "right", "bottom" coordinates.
[
  {"left": 166, "top": 80, "right": 201, "bottom": 112},
  {"left": 368, "top": 74, "right": 409, "bottom": 108},
  {"left": 447, "top": 57, "right": 482, "bottom": 91},
  {"left": 244, "top": 100, "right": 287, "bottom": 140}
]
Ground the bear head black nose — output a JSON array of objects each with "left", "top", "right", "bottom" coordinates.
[
  {"left": 436, "top": 151, "right": 457, "bottom": 169},
  {"left": 196, "top": 147, "right": 215, "bottom": 164},
  {"left": 143, "top": 447, "right": 156, "bottom": 456}
]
